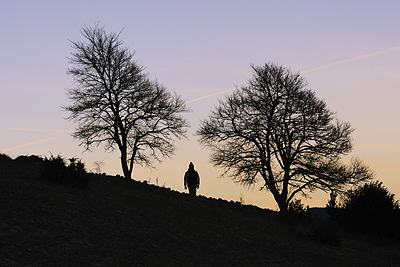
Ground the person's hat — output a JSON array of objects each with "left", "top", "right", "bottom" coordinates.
[{"left": 189, "top": 162, "right": 194, "bottom": 168}]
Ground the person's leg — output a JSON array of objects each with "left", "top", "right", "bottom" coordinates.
[{"left": 189, "top": 186, "right": 197, "bottom": 196}]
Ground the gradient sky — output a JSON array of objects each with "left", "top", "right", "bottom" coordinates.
[{"left": 1, "top": 1, "right": 399, "bottom": 210}]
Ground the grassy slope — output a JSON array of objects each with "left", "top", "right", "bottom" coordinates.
[{"left": 1, "top": 158, "right": 399, "bottom": 266}]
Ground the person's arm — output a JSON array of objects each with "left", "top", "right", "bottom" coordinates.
[
  {"left": 184, "top": 172, "right": 187, "bottom": 189},
  {"left": 196, "top": 172, "right": 200, "bottom": 188}
]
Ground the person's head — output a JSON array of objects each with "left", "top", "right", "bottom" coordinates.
[{"left": 189, "top": 162, "right": 194, "bottom": 169}]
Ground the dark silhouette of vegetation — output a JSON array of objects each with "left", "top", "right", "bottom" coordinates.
[
  {"left": 64, "top": 23, "right": 190, "bottom": 179},
  {"left": 326, "top": 192, "right": 340, "bottom": 219},
  {"left": 41, "top": 154, "right": 90, "bottom": 187},
  {"left": 14, "top": 155, "right": 43, "bottom": 163},
  {"left": 288, "top": 198, "right": 308, "bottom": 215},
  {"left": 93, "top": 159, "right": 106, "bottom": 174},
  {"left": 0, "top": 153, "right": 13, "bottom": 165},
  {"left": 285, "top": 199, "right": 312, "bottom": 222},
  {"left": 326, "top": 192, "right": 338, "bottom": 210},
  {"left": 1, "top": 153, "right": 400, "bottom": 265},
  {"left": 338, "top": 181, "right": 400, "bottom": 236},
  {"left": 197, "top": 62, "right": 374, "bottom": 212}
]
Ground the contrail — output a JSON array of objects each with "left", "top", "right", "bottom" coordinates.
[
  {"left": 0, "top": 128, "right": 72, "bottom": 133},
  {"left": 300, "top": 46, "right": 400, "bottom": 74},
  {"left": 185, "top": 46, "right": 400, "bottom": 104},
  {"left": 1, "top": 135, "right": 65, "bottom": 153},
  {"left": 3, "top": 46, "right": 398, "bottom": 152},
  {"left": 185, "top": 85, "right": 248, "bottom": 104}
]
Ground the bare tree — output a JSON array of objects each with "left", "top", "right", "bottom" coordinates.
[
  {"left": 64, "top": 24, "right": 190, "bottom": 179},
  {"left": 93, "top": 159, "right": 105, "bottom": 174},
  {"left": 197, "top": 63, "right": 373, "bottom": 212}
]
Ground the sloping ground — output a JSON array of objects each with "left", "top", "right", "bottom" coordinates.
[{"left": 1, "top": 158, "right": 399, "bottom": 266}]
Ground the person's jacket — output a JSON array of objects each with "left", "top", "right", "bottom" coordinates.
[{"left": 184, "top": 168, "right": 200, "bottom": 188}]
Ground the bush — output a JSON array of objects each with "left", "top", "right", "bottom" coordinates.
[
  {"left": 326, "top": 192, "right": 340, "bottom": 219},
  {"left": 0, "top": 153, "right": 13, "bottom": 164},
  {"left": 41, "top": 155, "right": 90, "bottom": 187},
  {"left": 15, "top": 155, "right": 44, "bottom": 165},
  {"left": 287, "top": 199, "right": 311, "bottom": 221},
  {"left": 0, "top": 153, "right": 13, "bottom": 170},
  {"left": 340, "top": 181, "right": 399, "bottom": 236},
  {"left": 0, "top": 153, "right": 13, "bottom": 174},
  {"left": 288, "top": 199, "right": 309, "bottom": 215}
]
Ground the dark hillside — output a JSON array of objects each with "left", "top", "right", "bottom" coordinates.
[{"left": 1, "top": 156, "right": 399, "bottom": 266}]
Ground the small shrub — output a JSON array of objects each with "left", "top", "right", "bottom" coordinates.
[
  {"left": 285, "top": 199, "right": 311, "bottom": 222},
  {"left": 239, "top": 193, "right": 245, "bottom": 205},
  {"left": 288, "top": 199, "right": 307, "bottom": 214},
  {"left": 326, "top": 192, "right": 340, "bottom": 219},
  {"left": 41, "top": 154, "right": 90, "bottom": 187}
]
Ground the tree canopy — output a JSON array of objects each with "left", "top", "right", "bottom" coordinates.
[
  {"left": 197, "top": 62, "right": 373, "bottom": 212},
  {"left": 64, "top": 24, "right": 189, "bottom": 179}
]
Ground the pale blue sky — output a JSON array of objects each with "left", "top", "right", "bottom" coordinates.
[{"left": 1, "top": 1, "right": 399, "bottom": 209}]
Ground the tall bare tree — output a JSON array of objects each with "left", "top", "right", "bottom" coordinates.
[
  {"left": 197, "top": 63, "right": 373, "bottom": 212},
  {"left": 64, "top": 24, "right": 189, "bottom": 179}
]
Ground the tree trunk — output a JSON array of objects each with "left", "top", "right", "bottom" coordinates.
[
  {"left": 271, "top": 192, "right": 288, "bottom": 213},
  {"left": 265, "top": 175, "right": 289, "bottom": 213},
  {"left": 120, "top": 150, "right": 132, "bottom": 179},
  {"left": 277, "top": 200, "right": 288, "bottom": 213}
]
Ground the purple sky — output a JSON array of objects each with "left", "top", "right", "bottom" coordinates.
[{"left": 1, "top": 1, "right": 399, "bottom": 209}]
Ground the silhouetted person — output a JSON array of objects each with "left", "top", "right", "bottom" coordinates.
[{"left": 184, "top": 162, "right": 200, "bottom": 196}]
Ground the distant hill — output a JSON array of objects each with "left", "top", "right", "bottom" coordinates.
[{"left": 1, "top": 155, "right": 399, "bottom": 266}]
